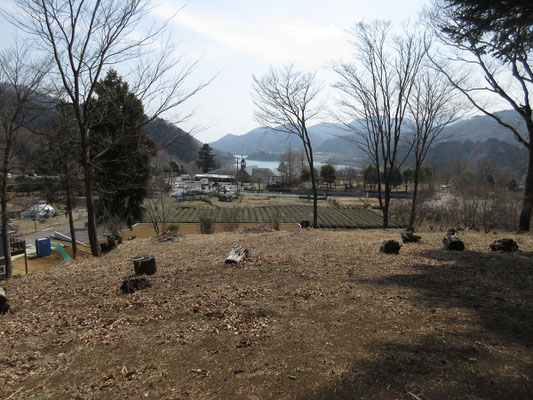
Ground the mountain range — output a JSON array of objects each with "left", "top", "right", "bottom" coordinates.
[{"left": 209, "top": 110, "right": 527, "bottom": 158}]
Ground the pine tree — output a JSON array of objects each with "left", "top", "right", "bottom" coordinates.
[
  {"left": 196, "top": 144, "right": 216, "bottom": 173},
  {"left": 89, "top": 70, "right": 157, "bottom": 227}
]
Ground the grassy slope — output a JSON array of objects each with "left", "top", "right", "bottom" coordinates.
[{"left": 1, "top": 229, "right": 532, "bottom": 399}]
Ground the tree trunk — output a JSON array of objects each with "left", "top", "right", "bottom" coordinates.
[
  {"left": 302, "top": 129, "right": 318, "bottom": 229},
  {"left": 1, "top": 140, "right": 12, "bottom": 279},
  {"left": 308, "top": 157, "right": 318, "bottom": 229},
  {"left": 80, "top": 127, "right": 101, "bottom": 257},
  {"left": 382, "top": 180, "right": 390, "bottom": 228},
  {"left": 409, "top": 165, "right": 420, "bottom": 228},
  {"left": 65, "top": 179, "right": 77, "bottom": 259},
  {"left": 383, "top": 194, "right": 389, "bottom": 228},
  {"left": 1, "top": 166, "right": 11, "bottom": 279},
  {"left": 519, "top": 143, "right": 533, "bottom": 231}
]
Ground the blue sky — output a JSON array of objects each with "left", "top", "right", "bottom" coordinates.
[{"left": 0, "top": 0, "right": 429, "bottom": 142}]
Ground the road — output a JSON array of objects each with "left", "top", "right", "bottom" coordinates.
[{"left": 22, "top": 219, "right": 108, "bottom": 246}]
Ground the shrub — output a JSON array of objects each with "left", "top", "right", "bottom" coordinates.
[
  {"left": 167, "top": 223, "right": 180, "bottom": 232},
  {"left": 199, "top": 212, "right": 215, "bottom": 234}
]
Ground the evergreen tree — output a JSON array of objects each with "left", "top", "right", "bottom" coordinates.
[
  {"left": 363, "top": 165, "right": 378, "bottom": 189},
  {"left": 432, "top": 0, "right": 533, "bottom": 230},
  {"left": 437, "top": 0, "right": 533, "bottom": 60},
  {"left": 89, "top": 70, "right": 157, "bottom": 227},
  {"left": 196, "top": 144, "right": 216, "bottom": 173},
  {"left": 320, "top": 164, "right": 336, "bottom": 188}
]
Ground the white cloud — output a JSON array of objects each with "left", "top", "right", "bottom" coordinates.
[{"left": 153, "top": 2, "right": 351, "bottom": 67}]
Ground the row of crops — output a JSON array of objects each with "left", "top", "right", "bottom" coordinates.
[{"left": 170, "top": 205, "right": 400, "bottom": 229}]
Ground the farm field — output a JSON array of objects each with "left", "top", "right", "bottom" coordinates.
[
  {"left": 169, "top": 205, "right": 401, "bottom": 229},
  {"left": 1, "top": 229, "right": 531, "bottom": 399}
]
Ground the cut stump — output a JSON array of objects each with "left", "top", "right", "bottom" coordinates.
[
  {"left": 133, "top": 254, "right": 157, "bottom": 276},
  {"left": 0, "top": 287, "right": 10, "bottom": 314},
  {"left": 225, "top": 246, "right": 250, "bottom": 264},
  {"left": 490, "top": 238, "right": 518, "bottom": 252},
  {"left": 380, "top": 240, "right": 401, "bottom": 254},
  {"left": 443, "top": 231, "right": 465, "bottom": 251},
  {"left": 120, "top": 276, "right": 151, "bottom": 294},
  {"left": 299, "top": 220, "right": 310, "bottom": 229},
  {"left": 401, "top": 230, "right": 421, "bottom": 243}
]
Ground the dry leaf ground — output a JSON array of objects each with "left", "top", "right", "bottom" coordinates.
[{"left": 1, "top": 229, "right": 532, "bottom": 399}]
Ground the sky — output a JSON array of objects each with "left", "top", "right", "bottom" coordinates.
[{"left": 0, "top": 0, "right": 430, "bottom": 143}]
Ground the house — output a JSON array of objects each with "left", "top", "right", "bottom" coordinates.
[{"left": 249, "top": 167, "right": 282, "bottom": 187}]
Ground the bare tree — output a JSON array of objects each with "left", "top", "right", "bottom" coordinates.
[
  {"left": 143, "top": 176, "right": 172, "bottom": 235},
  {"left": 428, "top": 1, "right": 533, "bottom": 230},
  {"left": 333, "top": 21, "right": 425, "bottom": 227},
  {"left": 278, "top": 144, "right": 302, "bottom": 187},
  {"left": 406, "top": 66, "right": 463, "bottom": 228},
  {"left": 0, "top": 44, "right": 48, "bottom": 278},
  {"left": 3, "top": 0, "right": 209, "bottom": 255},
  {"left": 252, "top": 65, "right": 323, "bottom": 228},
  {"left": 47, "top": 101, "right": 80, "bottom": 259}
]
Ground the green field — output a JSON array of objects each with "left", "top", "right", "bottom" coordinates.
[{"left": 170, "top": 205, "right": 400, "bottom": 229}]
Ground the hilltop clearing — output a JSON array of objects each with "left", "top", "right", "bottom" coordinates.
[{"left": 1, "top": 230, "right": 532, "bottom": 399}]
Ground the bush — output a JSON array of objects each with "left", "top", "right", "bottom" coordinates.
[
  {"left": 272, "top": 206, "right": 281, "bottom": 231},
  {"left": 167, "top": 223, "right": 180, "bottom": 232},
  {"left": 199, "top": 212, "right": 215, "bottom": 234}
]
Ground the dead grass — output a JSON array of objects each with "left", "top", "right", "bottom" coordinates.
[{"left": 1, "top": 229, "right": 532, "bottom": 399}]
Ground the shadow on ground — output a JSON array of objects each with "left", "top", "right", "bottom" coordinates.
[{"left": 299, "top": 249, "right": 533, "bottom": 400}]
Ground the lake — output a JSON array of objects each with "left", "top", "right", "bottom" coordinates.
[{"left": 242, "top": 159, "right": 355, "bottom": 170}]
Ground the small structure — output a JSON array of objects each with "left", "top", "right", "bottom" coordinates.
[{"left": 36, "top": 237, "right": 52, "bottom": 257}]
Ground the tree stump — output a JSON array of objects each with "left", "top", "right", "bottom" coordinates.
[
  {"left": 380, "top": 240, "right": 401, "bottom": 254},
  {"left": 120, "top": 276, "right": 151, "bottom": 294},
  {"left": 299, "top": 220, "right": 310, "bottom": 229},
  {"left": 133, "top": 254, "right": 157, "bottom": 275},
  {"left": 401, "top": 230, "right": 421, "bottom": 243},
  {"left": 443, "top": 231, "right": 465, "bottom": 251},
  {"left": 490, "top": 238, "right": 518, "bottom": 252},
  {"left": 225, "top": 246, "right": 250, "bottom": 264},
  {"left": 0, "top": 287, "right": 10, "bottom": 315}
]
